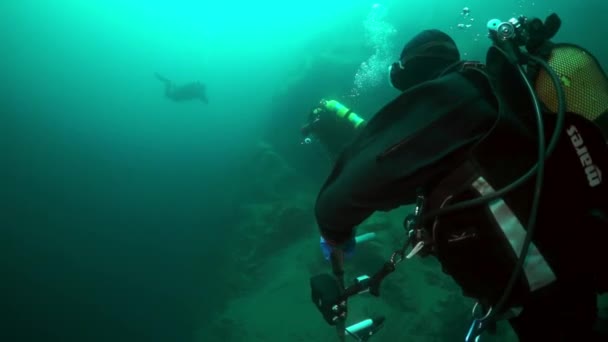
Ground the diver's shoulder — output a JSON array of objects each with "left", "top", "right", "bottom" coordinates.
[
  {"left": 441, "top": 65, "right": 499, "bottom": 108},
  {"left": 408, "top": 68, "right": 493, "bottom": 104}
]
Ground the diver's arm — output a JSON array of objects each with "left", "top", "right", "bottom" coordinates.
[
  {"left": 314, "top": 102, "right": 496, "bottom": 245},
  {"left": 314, "top": 144, "right": 473, "bottom": 245}
]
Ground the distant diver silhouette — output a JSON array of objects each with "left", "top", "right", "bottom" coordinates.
[{"left": 154, "top": 73, "right": 208, "bottom": 104}]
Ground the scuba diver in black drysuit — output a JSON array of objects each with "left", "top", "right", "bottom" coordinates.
[
  {"left": 306, "top": 13, "right": 608, "bottom": 342},
  {"left": 154, "top": 73, "right": 208, "bottom": 104}
]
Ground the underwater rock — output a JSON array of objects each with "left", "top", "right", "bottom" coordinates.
[
  {"left": 238, "top": 140, "right": 300, "bottom": 202},
  {"left": 219, "top": 140, "right": 321, "bottom": 298},
  {"left": 202, "top": 317, "right": 247, "bottom": 342},
  {"left": 275, "top": 30, "right": 374, "bottom": 98},
  {"left": 229, "top": 179, "right": 316, "bottom": 292},
  {"left": 358, "top": 212, "right": 391, "bottom": 232}
]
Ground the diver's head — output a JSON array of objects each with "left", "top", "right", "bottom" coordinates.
[{"left": 389, "top": 29, "right": 461, "bottom": 91}]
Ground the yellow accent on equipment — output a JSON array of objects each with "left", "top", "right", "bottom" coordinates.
[
  {"left": 534, "top": 44, "right": 608, "bottom": 126},
  {"left": 321, "top": 99, "right": 366, "bottom": 129}
]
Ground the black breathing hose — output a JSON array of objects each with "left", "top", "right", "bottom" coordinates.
[
  {"left": 422, "top": 54, "right": 566, "bottom": 222},
  {"left": 475, "top": 54, "right": 567, "bottom": 335}
]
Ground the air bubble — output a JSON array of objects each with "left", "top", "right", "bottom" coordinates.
[{"left": 351, "top": 4, "right": 397, "bottom": 96}]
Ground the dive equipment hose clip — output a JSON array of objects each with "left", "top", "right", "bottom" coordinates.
[
  {"left": 465, "top": 302, "right": 493, "bottom": 342},
  {"left": 400, "top": 190, "right": 431, "bottom": 260}
]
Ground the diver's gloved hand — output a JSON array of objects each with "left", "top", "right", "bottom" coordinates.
[{"left": 320, "top": 236, "right": 356, "bottom": 261}]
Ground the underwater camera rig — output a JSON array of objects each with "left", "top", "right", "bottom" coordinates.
[
  {"left": 310, "top": 12, "right": 571, "bottom": 342},
  {"left": 310, "top": 194, "right": 428, "bottom": 342}
]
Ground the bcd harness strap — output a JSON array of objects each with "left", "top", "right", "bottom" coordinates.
[{"left": 423, "top": 160, "right": 557, "bottom": 318}]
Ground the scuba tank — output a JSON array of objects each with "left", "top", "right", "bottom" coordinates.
[
  {"left": 532, "top": 43, "right": 608, "bottom": 139},
  {"left": 321, "top": 99, "right": 366, "bottom": 130},
  {"left": 301, "top": 99, "right": 366, "bottom": 160},
  {"left": 486, "top": 16, "right": 608, "bottom": 139},
  {"left": 452, "top": 14, "right": 608, "bottom": 340}
]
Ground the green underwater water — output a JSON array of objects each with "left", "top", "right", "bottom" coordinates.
[{"left": 1, "top": 1, "right": 607, "bottom": 341}]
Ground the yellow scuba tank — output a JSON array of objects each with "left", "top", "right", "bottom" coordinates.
[
  {"left": 301, "top": 99, "right": 366, "bottom": 161},
  {"left": 320, "top": 99, "right": 366, "bottom": 130},
  {"left": 533, "top": 44, "right": 608, "bottom": 138}
]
